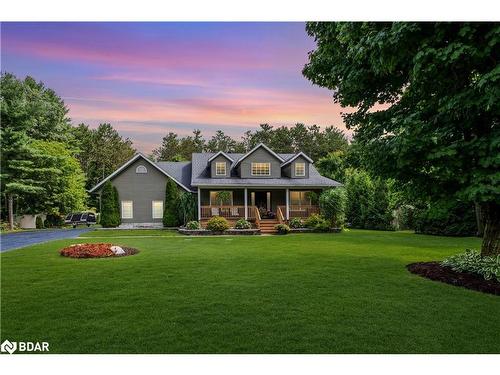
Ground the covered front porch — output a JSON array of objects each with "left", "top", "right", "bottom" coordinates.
[{"left": 197, "top": 188, "right": 321, "bottom": 224}]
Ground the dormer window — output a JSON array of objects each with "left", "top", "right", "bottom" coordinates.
[
  {"left": 251, "top": 162, "right": 270, "bottom": 176},
  {"left": 295, "top": 162, "right": 305, "bottom": 177},
  {"left": 135, "top": 165, "right": 147, "bottom": 174},
  {"left": 215, "top": 162, "right": 226, "bottom": 176}
]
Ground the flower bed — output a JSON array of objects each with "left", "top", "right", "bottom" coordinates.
[{"left": 59, "top": 243, "right": 139, "bottom": 258}]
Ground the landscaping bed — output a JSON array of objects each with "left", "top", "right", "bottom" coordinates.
[
  {"left": 59, "top": 243, "right": 139, "bottom": 258},
  {"left": 178, "top": 228, "right": 261, "bottom": 235},
  {"left": 407, "top": 261, "right": 500, "bottom": 296}
]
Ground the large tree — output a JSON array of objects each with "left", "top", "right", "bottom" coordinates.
[
  {"left": 303, "top": 22, "right": 500, "bottom": 255},
  {"left": 72, "top": 123, "right": 135, "bottom": 190}
]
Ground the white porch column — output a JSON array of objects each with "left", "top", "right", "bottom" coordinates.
[
  {"left": 197, "top": 187, "right": 201, "bottom": 221},
  {"left": 244, "top": 188, "right": 248, "bottom": 220},
  {"left": 285, "top": 188, "right": 290, "bottom": 220}
]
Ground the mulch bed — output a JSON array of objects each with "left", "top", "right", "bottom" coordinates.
[
  {"left": 60, "top": 243, "right": 139, "bottom": 258},
  {"left": 407, "top": 262, "right": 500, "bottom": 296}
]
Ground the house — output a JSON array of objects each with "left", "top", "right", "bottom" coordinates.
[{"left": 89, "top": 143, "right": 341, "bottom": 233}]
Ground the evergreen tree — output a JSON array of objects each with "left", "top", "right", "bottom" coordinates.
[
  {"left": 100, "top": 181, "right": 118, "bottom": 228},
  {"left": 163, "top": 179, "right": 179, "bottom": 227},
  {"left": 113, "top": 186, "right": 121, "bottom": 227}
]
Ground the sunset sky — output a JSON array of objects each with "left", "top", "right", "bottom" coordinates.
[{"left": 1, "top": 22, "right": 348, "bottom": 152}]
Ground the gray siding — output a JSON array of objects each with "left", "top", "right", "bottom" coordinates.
[
  {"left": 290, "top": 156, "right": 310, "bottom": 178},
  {"left": 107, "top": 159, "right": 168, "bottom": 223},
  {"left": 239, "top": 148, "right": 282, "bottom": 178},
  {"left": 210, "top": 155, "right": 231, "bottom": 178}
]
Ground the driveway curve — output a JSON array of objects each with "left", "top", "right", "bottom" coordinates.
[{"left": 1, "top": 228, "right": 93, "bottom": 252}]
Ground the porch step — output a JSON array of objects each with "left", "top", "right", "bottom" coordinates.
[{"left": 259, "top": 219, "right": 280, "bottom": 233}]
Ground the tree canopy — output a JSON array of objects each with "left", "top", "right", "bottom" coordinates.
[{"left": 303, "top": 22, "right": 500, "bottom": 255}]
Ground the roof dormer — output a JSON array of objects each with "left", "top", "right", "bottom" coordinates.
[{"left": 208, "top": 151, "right": 233, "bottom": 178}]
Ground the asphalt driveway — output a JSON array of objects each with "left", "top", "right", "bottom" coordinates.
[{"left": 0, "top": 228, "right": 93, "bottom": 252}]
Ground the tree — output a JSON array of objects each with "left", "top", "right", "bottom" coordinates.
[
  {"left": 316, "top": 151, "right": 347, "bottom": 183},
  {"left": 72, "top": 123, "right": 135, "bottom": 190},
  {"left": 303, "top": 22, "right": 500, "bottom": 255},
  {"left": 100, "top": 181, "right": 119, "bottom": 228},
  {"left": 163, "top": 179, "right": 179, "bottom": 227},
  {"left": 113, "top": 186, "right": 121, "bottom": 227},
  {"left": 0, "top": 73, "right": 74, "bottom": 229},
  {"left": 206, "top": 130, "right": 245, "bottom": 153},
  {"left": 319, "top": 188, "right": 347, "bottom": 227},
  {"left": 176, "top": 191, "right": 197, "bottom": 225},
  {"left": 152, "top": 130, "right": 206, "bottom": 161}
]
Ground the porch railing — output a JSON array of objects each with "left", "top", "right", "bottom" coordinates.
[
  {"left": 278, "top": 205, "right": 320, "bottom": 219},
  {"left": 200, "top": 205, "right": 256, "bottom": 220},
  {"left": 277, "top": 206, "right": 285, "bottom": 224}
]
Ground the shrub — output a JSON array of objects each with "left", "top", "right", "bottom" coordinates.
[
  {"left": 414, "top": 200, "right": 477, "bottom": 236},
  {"left": 176, "top": 191, "right": 197, "bottom": 225},
  {"left": 288, "top": 217, "right": 304, "bottom": 229},
  {"left": 275, "top": 223, "right": 291, "bottom": 234},
  {"left": 214, "top": 191, "right": 232, "bottom": 206},
  {"left": 100, "top": 181, "right": 120, "bottom": 228},
  {"left": 206, "top": 216, "right": 230, "bottom": 232},
  {"left": 234, "top": 219, "right": 252, "bottom": 229},
  {"left": 441, "top": 249, "right": 500, "bottom": 281},
  {"left": 319, "top": 187, "right": 347, "bottom": 227},
  {"left": 163, "top": 179, "right": 179, "bottom": 227},
  {"left": 313, "top": 219, "right": 331, "bottom": 232},
  {"left": 304, "top": 214, "right": 324, "bottom": 228},
  {"left": 36, "top": 216, "right": 44, "bottom": 229},
  {"left": 186, "top": 221, "right": 201, "bottom": 230},
  {"left": 45, "top": 213, "right": 65, "bottom": 228}
]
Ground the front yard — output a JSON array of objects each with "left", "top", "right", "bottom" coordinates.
[{"left": 1, "top": 230, "right": 498, "bottom": 353}]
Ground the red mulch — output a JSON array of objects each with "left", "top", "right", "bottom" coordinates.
[
  {"left": 60, "top": 243, "right": 138, "bottom": 258},
  {"left": 407, "top": 262, "right": 500, "bottom": 296}
]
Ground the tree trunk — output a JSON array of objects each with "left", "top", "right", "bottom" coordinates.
[
  {"left": 474, "top": 202, "right": 484, "bottom": 237},
  {"left": 8, "top": 194, "right": 14, "bottom": 230},
  {"left": 481, "top": 202, "right": 500, "bottom": 256}
]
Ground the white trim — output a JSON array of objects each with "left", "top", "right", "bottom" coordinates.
[
  {"left": 88, "top": 153, "right": 193, "bottom": 193},
  {"left": 197, "top": 187, "right": 201, "bottom": 220},
  {"left": 234, "top": 143, "right": 284, "bottom": 167},
  {"left": 135, "top": 165, "right": 148, "bottom": 174},
  {"left": 215, "top": 162, "right": 227, "bottom": 176},
  {"left": 280, "top": 152, "right": 314, "bottom": 167},
  {"left": 121, "top": 200, "right": 133, "bottom": 219},
  {"left": 207, "top": 151, "right": 234, "bottom": 163},
  {"left": 285, "top": 189, "right": 290, "bottom": 220},
  {"left": 151, "top": 200, "right": 163, "bottom": 219},
  {"left": 244, "top": 188, "right": 248, "bottom": 220}
]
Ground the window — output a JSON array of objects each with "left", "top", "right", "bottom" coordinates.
[
  {"left": 209, "top": 191, "right": 233, "bottom": 206},
  {"left": 136, "top": 165, "right": 147, "bottom": 174},
  {"left": 215, "top": 162, "right": 226, "bottom": 176},
  {"left": 295, "top": 162, "right": 306, "bottom": 176},
  {"left": 121, "top": 201, "right": 133, "bottom": 219},
  {"left": 290, "top": 191, "right": 311, "bottom": 207},
  {"left": 251, "top": 162, "right": 271, "bottom": 176},
  {"left": 152, "top": 201, "right": 163, "bottom": 219}
]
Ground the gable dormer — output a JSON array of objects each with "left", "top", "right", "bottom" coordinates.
[
  {"left": 281, "top": 152, "right": 313, "bottom": 178},
  {"left": 234, "top": 143, "right": 284, "bottom": 178},
  {"left": 208, "top": 151, "right": 233, "bottom": 178}
]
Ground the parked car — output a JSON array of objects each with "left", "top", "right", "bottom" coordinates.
[{"left": 65, "top": 212, "right": 97, "bottom": 228}]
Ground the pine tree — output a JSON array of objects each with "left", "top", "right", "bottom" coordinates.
[
  {"left": 163, "top": 179, "right": 179, "bottom": 227},
  {"left": 113, "top": 186, "right": 121, "bottom": 227}
]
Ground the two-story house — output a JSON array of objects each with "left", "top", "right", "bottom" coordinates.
[{"left": 89, "top": 143, "right": 341, "bottom": 232}]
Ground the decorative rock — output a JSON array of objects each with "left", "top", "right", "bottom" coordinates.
[{"left": 110, "top": 245, "right": 125, "bottom": 255}]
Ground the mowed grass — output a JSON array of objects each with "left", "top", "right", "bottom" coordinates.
[
  {"left": 1, "top": 230, "right": 498, "bottom": 354},
  {"left": 80, "top": 229, "right": 180, "bottom": 238}
]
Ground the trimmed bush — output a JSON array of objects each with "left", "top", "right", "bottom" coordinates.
[
  {"left": 288, "top": 217, "right": 304, "bottom": 229},
  {"left": 112, "top": 186, "right": 121, "bottom": 227},
  {"left": 234, "top": 219, "right": 252, "bottom": 229},
  {"left": 163, "top": 179, "right": 179, "bottom": 227},
  {"left": 304, "top": 214, "right": 324, "bottom": 228},
  {"left": 186, "top": 221, "right": 201, "bottom": 230},
  {"left": 100, "top": 181, "right": 120, "bottom": 228},
  {"left": 275, "top": 223, "right": 291, "bottom": 234},
  {"left": 441, "top": 249, "right": 500, "bottom": 281},
  {"left": 313, "top": 219, "right": 331, "bottom": 232},
  {"left": 206, "top": 216, "right": 230, "bottom": 232}
]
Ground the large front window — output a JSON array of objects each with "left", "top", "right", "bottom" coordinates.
[
  {"left": 210, "top": 191, "right": 233, "bottom": 206},
  {"left": 251, "top": 162, "right": 271, "bottom": 176},
  {"left": 290, "top": 191, "right": 311, "bottom": 206}
]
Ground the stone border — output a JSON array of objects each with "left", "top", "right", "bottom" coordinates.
[{"left": 178, "top": 228, "right": 261, "bottom": 236}]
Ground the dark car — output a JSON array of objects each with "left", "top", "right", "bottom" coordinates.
[{"left": 65, "top": 212, "right": 97, "bottom": 228}]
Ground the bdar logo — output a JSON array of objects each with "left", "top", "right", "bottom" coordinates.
[{"left": 1, "top": 340, "right": 17, "bottom": 354}]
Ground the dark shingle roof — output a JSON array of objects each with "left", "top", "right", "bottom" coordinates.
[
  {"left": 188, "top": 153, "right": 341, "bottom": 188},
  {"left": 156, "top": 161, "right": 194, "bottom": 191}
]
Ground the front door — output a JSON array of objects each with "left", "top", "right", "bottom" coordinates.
[{"left": 254, "top": 191, "right": 272, "bottom": 216}]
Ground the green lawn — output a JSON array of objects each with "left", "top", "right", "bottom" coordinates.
[{"left": 1, "top": 230, "right": 498, "bottom": 353}]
